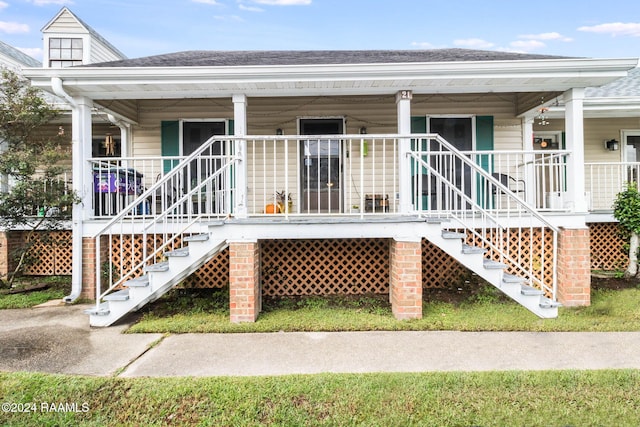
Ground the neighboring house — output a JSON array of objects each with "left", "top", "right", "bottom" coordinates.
[{"left": 0, "top": 7, "right": 127, "bottom": 281}]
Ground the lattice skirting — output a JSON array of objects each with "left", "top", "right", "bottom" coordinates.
[
  {"left": 9, "top": 222, "right": 626, "bottom": 290},
  {"left": 261, "top": 239, "right": 389, "bottom": 296},
  {"left": 588, "top": 222, "right": 626, "bottom": 271},
  {"left": 16, "top": 230, "right": 73, "bottom": 275}
]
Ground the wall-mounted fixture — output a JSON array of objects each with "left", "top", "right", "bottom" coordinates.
[
  {"left": 359, "top": 126, "right": 368, "bottom": 157},
  {"left": 605, "top": 139, "right": 619, "bottom": 151},
  {"left": 276, "top": 128, "right": 283, "bottom": 135}
]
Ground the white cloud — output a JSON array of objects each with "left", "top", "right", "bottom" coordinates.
[
  {"left": 410, "top": 41, "right": 435, "bottom": 49},
  {"left": 578, "top": 22, "right": 640, "bottom": 37},
  {"left": 509, "top": 39, "right": 546, "bottom": 51},
  {"left": 192, "top": 0, "right": 222, "bottom": 4},
  {"left": 214, "top": 15, "right": 245, "bottom": 22},
  {"left": 453, "top": 38, "right": 495, "bottom": 49},
  {"left": 0, "top": 1, "right": 9, "bottom": 10},
  {"left": 0, "top": 21, "right": 30, "bottom": 34},
  {"left": 250, "top": 0, "right": 311, "bottom": 5},
  {"left": 239, "top": 4, "right": 263, "bottom": 11},
  {"left": 519, "top": 32, "right": 572, "bottom": 42}
]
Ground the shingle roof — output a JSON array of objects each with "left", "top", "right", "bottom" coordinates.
[
  {"left": 87, "top": 48, "right": 572, "bottom": 68},
  {"left": 0, "top": 39, "right": 41, "bottom": 68},
  {"left": 586, "top": 66, "right": 640, "bottom": 98}
]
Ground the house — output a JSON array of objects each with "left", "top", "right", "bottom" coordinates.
[{"left": 17, "top": 9, "right": 640, "bottom": 326}]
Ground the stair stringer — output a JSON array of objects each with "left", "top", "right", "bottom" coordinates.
[
  {"left": 416, "top": 221, "right": 559, "bottom": 319},
  {"left": 88, "top": 235, "right": 227, "bottom": 327}
]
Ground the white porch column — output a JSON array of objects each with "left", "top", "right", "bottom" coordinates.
[
  {"left": 564, "top": 88, "right": 587, "bottom": 213},
  {"left": 396, "top": 90, "right": 413, "bottom": 213},
  {"left": 66, "top": 96, "right": 93, "bottom": 302},
  {"left": 233, "top": 94, "right": 248, "bottom": 218},
  {"left": 522, "top": 118, "right": 536, "bottom": 206}
]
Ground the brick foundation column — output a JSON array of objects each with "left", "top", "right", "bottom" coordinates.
[
  {"left": 229, "top": 240, "right": 261, "bottom": 323},
  {"left": 389, "top": 238, "right": 422, "bottom": 320},
  {"left": 557, "top": 227, "right": 591, "bottom": 307},
  {"left": 81, "top": 236, "right": 109, "bottom": 300},
  {"left": 0, "top": 232, "right": 8, "bottom": 280}
]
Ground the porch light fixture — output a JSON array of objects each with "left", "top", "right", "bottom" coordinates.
[
  {"left": 536, "top": 106, "right": 550, "bottom": 126},
  {"left": 276, "top": 128, "right": 283, "bottom": 135},
  {"left": 605, "top": 139, "right": 619, "bottom": 151}
]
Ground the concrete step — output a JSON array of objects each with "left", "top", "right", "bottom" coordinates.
[
  {"left": 540, "top": 297, "right": 562, "bottom": 309},
  {"left": 483, "top": 259, "right": 507, "bottom": 270},
  {"left": 165, "top": 247, "right": 189, "bottom": 257},
  {"left": 462, "top": 244, "right": 487, "bottom": 255},
  {"left": 103, "top": 289, "right": 129, "bottom": 301},
  {"left": 84, "top": 302, "right": 110, "bottom": 316},
  {"left": 502, "top": 273, "right": 526, "bottom": 284},
  {"left": 442, "top": 230, "right": 466, "bottom": 240},
  {"left": 521, "top": 284, "right": 544, "bottom": 296},
  {"left": 144, "top": 261, "right": 169, "bottom": 273},
  {"left": 127, "top": 275, "right": 150, "bottom": 287},
  {"left": 184, "top": 233, "right": 209, "bottom": 242}
]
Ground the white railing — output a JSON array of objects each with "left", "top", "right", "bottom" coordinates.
[
  {"left": 462, "top": 150, "right": 569, "bottom": 211},
  {"left": 245, "top": 135, "right": 398, "bottom": 216},
  {"left": 411, "top": 135, "right": 559, "bottom": 299},
  {"left": 586, "top": 162, "right": 640, "bottom": 211},
  {"left": 92, "top": 136, "right": 237, "bottom": 307}
]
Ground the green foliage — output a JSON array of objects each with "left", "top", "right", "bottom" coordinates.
[
  {"left": 0, "top": 70, "right": 79, "bottom": 286},
  {"left": 613, "top": 183, "right": 640, "bottom": 234}
]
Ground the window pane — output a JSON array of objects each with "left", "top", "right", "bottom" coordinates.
[
  {"left": 72, "top": 39, "right": 83, "bottom": 48},
  {"left": 61, "top": 49, "right": 71, "bottom": 59},
  {"left": 61, "top": 39, "right": 71, "bottom": 48},
  {"left": 71, "top": 48, "right": 83, "bottom": 60},
  {"left": 49, "top": 48, "right": 61, "bottom": 59},
  {"left": 49, "top": 38, "right": 61, "bottom": 48}
]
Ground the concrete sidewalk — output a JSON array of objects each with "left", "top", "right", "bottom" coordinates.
[{"left": 2, "top": 304, "right": 640, "bottom": 377}]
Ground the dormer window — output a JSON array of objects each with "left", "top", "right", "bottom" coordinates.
[{"left": 49, "top": 38, "right": 83, "bottom": 67}]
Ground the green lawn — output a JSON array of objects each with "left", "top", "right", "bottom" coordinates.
[
  {"left": 0, "top": 277, "right": 69, "bottom": 309},
  {"left": 1, "top": 370, "right": 639, "bottom": 426},
  {"left": 128, "top": 284, "right": 640, "bottom": 334}
]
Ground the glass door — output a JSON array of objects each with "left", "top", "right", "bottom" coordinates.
[{"left": 300, "top": 119, "right": 344, "bottom": 213}]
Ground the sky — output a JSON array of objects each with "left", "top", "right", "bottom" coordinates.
[{"left": 1, "top": 0, "right": 640, "bottom": 63}]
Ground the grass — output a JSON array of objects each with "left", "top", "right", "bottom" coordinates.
[
  {"left": 1, "top": 370, "right": 640, "bottom": 426},
  {"left": 127, "top": 281, "right": 640, "bottom": 334},
  {"left": 0, "top": 276, "right": 69, "bottom": 309}
]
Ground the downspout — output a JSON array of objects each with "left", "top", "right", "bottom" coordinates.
[{"left": 52, "top": 77, "right": 84, "bottom": 303}]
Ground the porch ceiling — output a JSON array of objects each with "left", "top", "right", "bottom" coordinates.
[{"left": 25, "top": 57, "right": 638, "bottom": 102}]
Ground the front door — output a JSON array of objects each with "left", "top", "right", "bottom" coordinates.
[{"left": 300, "top": 118, "right": 344, "bottom": 213}]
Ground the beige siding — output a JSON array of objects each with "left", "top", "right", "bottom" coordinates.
[
  {"left": 45, "top": 10, "right": 86, "bottom": 34},
  {"left": 130, "top": 94, "right": 528, "bottom": 213}
]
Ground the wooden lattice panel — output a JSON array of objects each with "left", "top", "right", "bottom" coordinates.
[
  {"left": 261, "top": 239, "right": 389, "bottom": 296},
  {"left": 22, "top": 230, "right": 72, "bottom": 276},
  {"left": 421, "top": 239, "right": 469, "bottom": 288},
  {"left": 589, "top": 222, "right": 626, "bottom": 271}
]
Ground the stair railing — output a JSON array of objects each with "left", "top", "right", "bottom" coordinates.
[
  {"left": 92, "top": 136, "right": 238, "bottom": 309},
  {"left": 409, "top": 134, "right": 560, "bottom": 299}
]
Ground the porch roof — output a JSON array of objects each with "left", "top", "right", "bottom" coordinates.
[{"left": 24, "top": 48, "right": 638, "bottom": 105}]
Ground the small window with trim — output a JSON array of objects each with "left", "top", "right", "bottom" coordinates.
[{"left": 49, "top": 38, "right": 83, "bottom": 68}]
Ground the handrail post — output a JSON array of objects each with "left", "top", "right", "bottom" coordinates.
[{"left": 396, "top": 91, "right": 413, "bottom": 213}]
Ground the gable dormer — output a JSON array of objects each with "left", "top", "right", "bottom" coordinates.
[{"left": 41, "top": 7, "right": 126, "bottom": 68}]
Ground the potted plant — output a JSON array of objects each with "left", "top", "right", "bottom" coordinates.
[
  {"left": 352, "top": 204, "right": 360, "bottom": 213},
  {"left": 276, "top": 190, "right": 293, "bottom": 213}
]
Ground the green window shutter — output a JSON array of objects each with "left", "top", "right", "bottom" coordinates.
[
  {"left": 411, "top": 116, "right": 427, "bottom": 134},
  {"left": 475, "top": 116, "right": 494, "bottom": 207},
  {"left": 228, "top": 119, "right": 235, "bottom": 136},
  {"left": 161, "top": 120, "right": 179, "bottom": 173}
]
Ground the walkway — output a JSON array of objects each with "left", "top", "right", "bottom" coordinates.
[{"left": 1, "top": 304, "right": 639, "bottom": 377}]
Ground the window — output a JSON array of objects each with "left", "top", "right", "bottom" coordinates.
[{"left": 49, "top": 38, "right": 83, "bottom": 68}]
